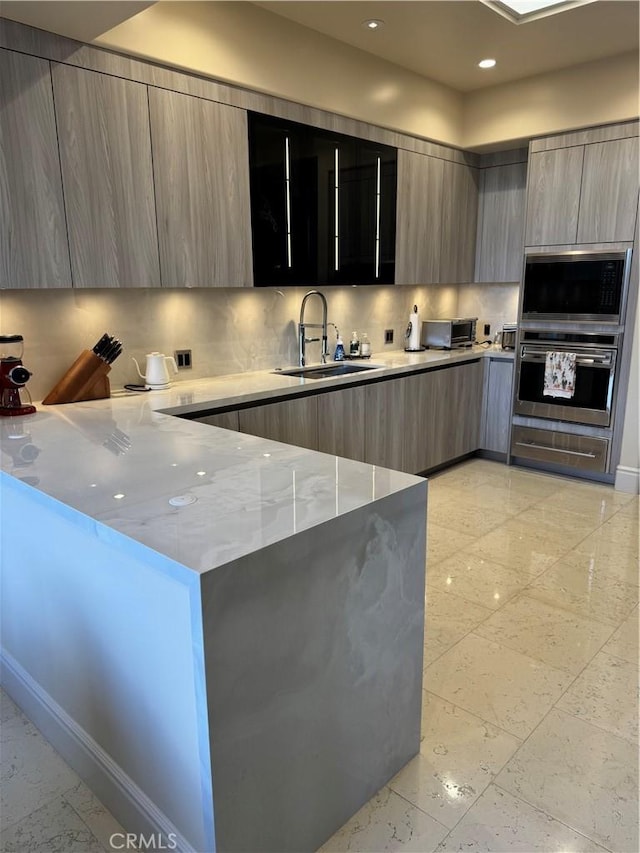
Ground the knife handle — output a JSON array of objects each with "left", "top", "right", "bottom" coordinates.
[{"left": 42, "top": 350, "right": 111, "bottom": 405}]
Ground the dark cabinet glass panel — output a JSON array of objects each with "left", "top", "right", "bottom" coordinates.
[{"left": 248, "top": 112, "right": 396, "bottom": 286}]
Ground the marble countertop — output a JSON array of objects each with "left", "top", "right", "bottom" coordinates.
[
  {"left": 0, "top": 346, "right": 512, "bottom": 575},
  {"left": 154, "top": 344, "right": 514, "bottom": 417}
]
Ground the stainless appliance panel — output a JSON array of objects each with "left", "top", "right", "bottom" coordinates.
[
  {"left": 511, "top": 425, "right": 608, "bottom": 473},
  {"left": 514, "top": 339, "right": 617, "bottom": 427},
  {"left": 421, "top": 318, "right": 476, "bottom": 349},
  {"left": 521, "top": 249, "right": 632, "bottom": 324},
  {"left": 501, "top": 325, "right": 517, "bottom": 350}
]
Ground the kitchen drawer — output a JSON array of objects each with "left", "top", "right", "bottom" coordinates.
[{"left": 511, "top": 425, "right": 608, "bottom": 473}]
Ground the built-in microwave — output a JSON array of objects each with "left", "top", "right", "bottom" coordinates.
[{"left": 521, "top": 249, "right": 632, "bottom": 324}]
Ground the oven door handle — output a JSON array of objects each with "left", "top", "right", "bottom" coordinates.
[
  {"left": 514, "top": 441, "right": 597, "bottom": 460},
  {"left": 520, "top": 351, "right": 613, "bottom": 367}
]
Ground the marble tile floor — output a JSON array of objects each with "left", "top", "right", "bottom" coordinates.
[{"left": 1, "top": 459, "right": 638, "bottom": 853}]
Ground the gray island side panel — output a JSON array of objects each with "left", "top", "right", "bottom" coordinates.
[
  {"left": 201, "top": 480, "right": 428, "bottom": 853},
  {"left": 0, "top": 473, "right": 213, "bottom": 853}
]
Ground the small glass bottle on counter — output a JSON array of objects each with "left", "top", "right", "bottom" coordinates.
[
  {"left": 360, "top": 333, "right": 371, "bottom": 357},
  {"left": 350, "top": 331, "right": 360, "bottom": 357}
]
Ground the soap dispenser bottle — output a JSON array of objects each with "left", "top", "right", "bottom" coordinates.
[{"left": 334, "top": 333, "right": 345, "bottom": 361}]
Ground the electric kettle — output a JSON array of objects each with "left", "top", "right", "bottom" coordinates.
[{"left": 131, "top": 352, "right": 178, "bottom": 390}]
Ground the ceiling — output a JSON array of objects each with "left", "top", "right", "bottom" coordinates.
[
  {"left": 255, "top": 0, "right": 639, "bottom": 92},
  {"left": 1, "top": 1, "right": 637, "bottom": 95},
  {"left": 0, "top": 1, "right": 155, "bottom": 43}
]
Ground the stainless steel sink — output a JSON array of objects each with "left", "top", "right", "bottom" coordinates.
[{"left": 274, "top": 362, "right": 383, "bottom": 379}]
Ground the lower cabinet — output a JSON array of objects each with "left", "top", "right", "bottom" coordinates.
[
  {"left": 363, "top": 360, "right": 483, "bottom": 474},
  {"left": 441, "top": 361, "right": 484, "bottom": 461},
  {"left": 193, "top": 359, "right": 493, "bottom": 471},
  {"left": 238, "top": 396, "right": 318, "bottom": 450},
  {"left": 481, "top": 358, "right": 514, "bottom": 455},
  {"left": 194, "top": 411, "right": 240, "bottom": 430},
  {"left": 317, "top": 386, "right": 367, "bottom": 462},
  {"left": 364, "top": 379, "right": 407, "bottom": 471},
  {"left": 405, "top": 361, "right": 483, "bottom": 472}
]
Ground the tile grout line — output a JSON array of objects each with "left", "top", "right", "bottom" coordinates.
[{"left": 490, "top": 782, "right": 618, "bottom": 853}]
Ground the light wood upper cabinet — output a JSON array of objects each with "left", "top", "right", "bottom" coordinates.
[
  {"left": 577, "top": 138, "right": 639, "bottom": 243},
  {"left": 395, "top": 149, "right": 444, "bottom": 284},
  {"left": 440, "top": 161, "right": 479, "bottom": 283},
  {"left": 475, "top": 161, "right": 527, "bottom": 282},
  {"left": 525, "top": 132, "right": 639, "bottom": 248},
  {"left": 0, "top": 50, "right": 71, "bottom": 288},
  {"left": 525, "top": 147, "right": 584, "bottom": 246},
  {"left": 51, "top": 64, "right": 160, "bottom": 288},
  {"left": 396, "top": 150, "right": 478, "bottom": 285},
  {"left": 148, "top": 88, "right": 253, "bottom": 288},
  {"left": 238, "top": 396, "right": 318, "bottom": 450}
]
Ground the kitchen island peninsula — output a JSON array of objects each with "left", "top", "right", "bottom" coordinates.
[{"left": 0, "top": 367, "right": 428, "bottom": 853}]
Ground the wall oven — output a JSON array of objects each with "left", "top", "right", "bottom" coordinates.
[
  {"left": 521, "top": 249, "right": 632, "bottom": 324},
  {"left": 514, "top": 330, "right": 619, "bottom": 428}
]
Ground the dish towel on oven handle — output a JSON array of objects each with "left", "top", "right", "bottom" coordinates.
[{"left": 543, "top": 351, "right": 577, "bottom": 399}]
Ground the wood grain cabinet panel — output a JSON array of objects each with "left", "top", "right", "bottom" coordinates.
[
  {"left": 402, "top": 371, "right": 438, "bottom": 474},
  {"left": 440, "top": 161, "right": 479, "bottom": 283},
  {"left": 0, "top": 50, "right": 71, "bottom": 288},
  {"left": 403, "top": 361, "right": 483, "bottom": 474},
  {"left": 577, "top": 138, "right": 639, "bottom": 243},
  {"left": 317, "top": 386, "right": 366, "bottom": 462},
  {"left": 148, "top": 88, "right": 253, "bottom": 287},
  {"left": 238, "top": 396, "right": 318, "bottom": 450},
  {"left": 364, "top": 379, "right": 406, "bottom": 471},
  {"left": 51, "top": 63, "right": 160, "bottom": 288},
  {"left": 427, "top": 362, "right": 483, "bottom": 466},
  {"left": 525, "top": 147, "right": 584, "bottom": 246},
  {"left": 475, "top": 162, "right": 527, "bottom": 282},
  {"left": 481, "top": 359, "right": 514, "bottom": 454},
  {"left": 395, "top": 150, "right": 444, "bottom": 284},
  {"left": 445, "top": 361, "right": 483, "bottom": 459},
  {"left": 194, "top": 411, "right": 239, "bottom": 430}
]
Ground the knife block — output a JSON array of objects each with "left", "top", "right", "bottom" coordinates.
[{"left": 42, "top": 350, "right": 111, "bottom": 405}]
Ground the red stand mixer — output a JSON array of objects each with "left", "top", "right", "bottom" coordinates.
[{"left": 0, "top": 335, "right": 36, "bottom": 417}]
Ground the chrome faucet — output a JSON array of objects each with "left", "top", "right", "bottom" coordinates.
[{"left": 298, "top": 290, "right": 329, "bottom": 367}]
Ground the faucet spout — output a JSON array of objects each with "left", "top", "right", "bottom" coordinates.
[{"left": 298, "top": 290, "right": 328, "bottom": 366}]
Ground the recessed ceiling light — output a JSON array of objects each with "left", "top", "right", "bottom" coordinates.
[
  {"left": 478, "top": 58, "right": 497, "bottom": 69},
  {"left": 362, "top": 19, "right": 384, "bottom": 30}
]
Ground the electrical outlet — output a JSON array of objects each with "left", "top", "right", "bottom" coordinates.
[
  {"left": 175, "top": 349, "right": 192, "bottom": 369},
  {"left": 384, "top": 329, "right": 394, "bottom": 344},
  {"left": 484, "top": 323, "right": 491, "bottom": 336}
]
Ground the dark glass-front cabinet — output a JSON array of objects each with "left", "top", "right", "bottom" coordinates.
[{"left": 248, "top": 112, "right": 397, "bottom": 286}]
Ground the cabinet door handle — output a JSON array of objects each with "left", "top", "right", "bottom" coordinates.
[{"left": 515, "top": 440, "right": 596, "bottom": 459}]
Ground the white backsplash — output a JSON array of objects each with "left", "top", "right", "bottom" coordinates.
[
  {"left": 0, "top": 282, "right": 519, "bottom": 400},
  {"left": 457, "top": 283, "right": 520, "bottom": 342}
]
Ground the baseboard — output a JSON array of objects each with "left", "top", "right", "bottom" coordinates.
[
  {"left": 1, "top": 650, "right": 198, "bottom": 853},
  {"left": 475, "top": 449, "right": 508, "bottom": 463},
  {"left": 614, "top": 465, "right": 640, "bottom": 494}
]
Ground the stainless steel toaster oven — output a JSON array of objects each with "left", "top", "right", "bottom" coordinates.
[{"left": 421, "top": 318, "right": 477, "bottom": 350}]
